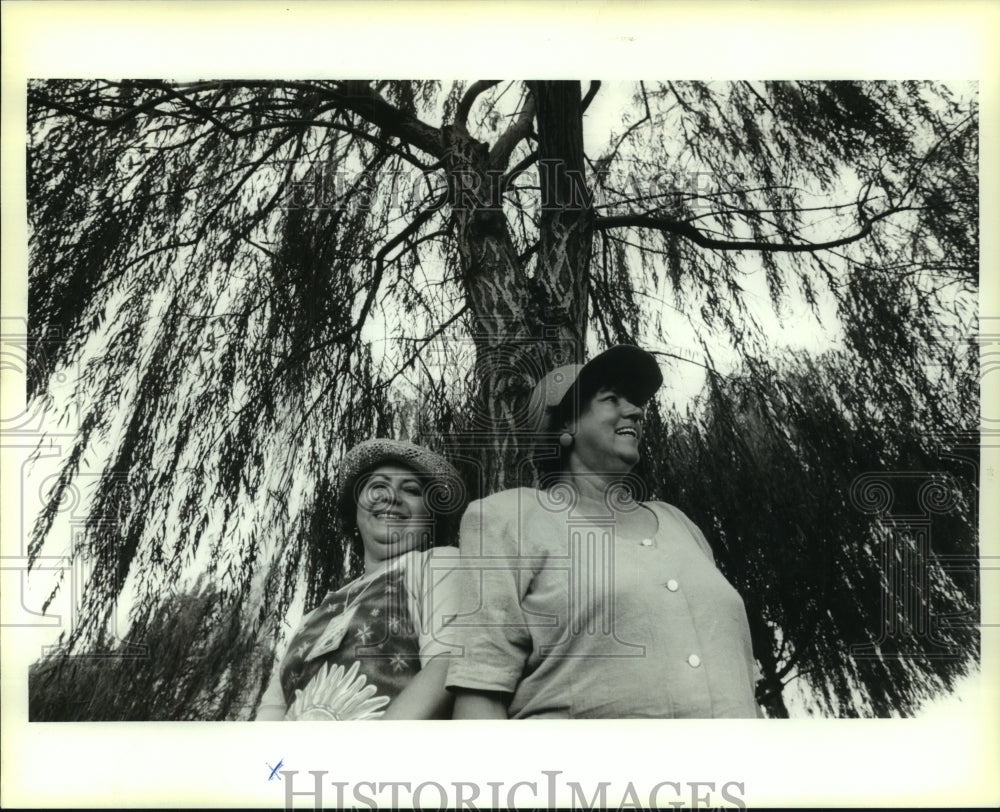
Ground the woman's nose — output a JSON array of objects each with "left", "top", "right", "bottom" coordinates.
[
  {"left": 622, "top": 399, "right": 644, "bottom": 420},
  {"left": 373, "top": 483, "right": 401, "bottom": 506}
]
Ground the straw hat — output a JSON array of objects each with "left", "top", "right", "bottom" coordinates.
[{"left": 337, "top": 439, "right": 466, "bottom": 524}]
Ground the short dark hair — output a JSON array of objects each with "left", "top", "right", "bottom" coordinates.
[{"left": 533, "top": 379, "right": 652, "bottom": 482}]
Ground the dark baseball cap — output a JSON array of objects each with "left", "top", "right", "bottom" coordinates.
[{"left": 526, "top": 345, "right": 663, "bottom": 434}]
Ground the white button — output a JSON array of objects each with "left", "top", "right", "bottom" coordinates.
[
  {"left": 640, "top": 538, "right": 653, "bottom": 547},
  {"left": 666, "top": 579, "right": 679, "bottom": 592},
  {"left": 687, "top": 654, "right": 701, "bottom": 668}
]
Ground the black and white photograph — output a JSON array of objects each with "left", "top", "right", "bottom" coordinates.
[{"left": 2, "top": 2, "right": 997, "bottom": 809}]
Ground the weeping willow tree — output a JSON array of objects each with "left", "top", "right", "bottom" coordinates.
[
  {"left": 647, "top": 350, "right": 978, "bottom": 717},
  {"left": 29, "top": 578, "right": 269, "bottom": 721},
  {"left": 24, "top": 79, "right": 978, "bottom": 719}
]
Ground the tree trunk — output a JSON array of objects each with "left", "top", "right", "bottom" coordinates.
[
  {"left": 445, "top": 81, "right": 594, "bottom": 493},
  {"left": 528, "top": 80, "right": 593, "bottom": 352}
]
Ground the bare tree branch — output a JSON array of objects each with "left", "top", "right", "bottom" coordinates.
[
  {"left": 489, "top": 88, "right": 537, "bottom": 170},
  {"left": 501, "top": 150, "right": 539, "bottom": 192},
  {"left": 277, "top": 190, "right": 450, "bottom": 363},
  {"left": 455, "top": 80, "right": 501, "bottom": 133},
  {"left": 381, "top": 304, "right": 470, "bottom": 389},
  {"left": 581, "top": 81, "right": 601, "bottom": 113},
  {"left": 331, "top": 80, "right": 444, "bottom": 161},
  {"left": 600, "top": 81, "right": 652, "bottom": 164},
  {"left": 595, "top": 206, "right": 916, "bottom": 253}
]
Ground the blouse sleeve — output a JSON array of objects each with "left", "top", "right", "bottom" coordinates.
[
  {"left": 402, "top": 545, "right": 463, "bottom": 666},
  {"left": 444, "top": 493, "right": 534, "bottom": 695}
]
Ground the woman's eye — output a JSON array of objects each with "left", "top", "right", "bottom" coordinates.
[{"left": 366, "top": 483, "right": 390, "bottom": 500}]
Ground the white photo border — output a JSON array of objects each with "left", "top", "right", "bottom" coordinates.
[{"left": 2, "top": 1, "right": 998, "bottom": 808}]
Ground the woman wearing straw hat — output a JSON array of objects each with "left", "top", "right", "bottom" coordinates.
[
  {"left": 446, "top": 346, "right": 761, "bottom": 718},
  {"left": 256, "top": 439, "right": 465, "bottom": 720}
]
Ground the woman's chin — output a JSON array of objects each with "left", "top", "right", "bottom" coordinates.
[
  {"left": 365, "top": 533, "right": 426, "bottom": 559},
  {"left": 613, "top": 450, "right": 640, "bottom": 470}
]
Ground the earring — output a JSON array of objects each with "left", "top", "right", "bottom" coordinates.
[{"left": 559, "top": 431, "right": 574, "bottom": 449}]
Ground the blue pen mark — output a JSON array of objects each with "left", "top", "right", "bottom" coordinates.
[{"left": 267, "top": 760, "right": 284, "bottom": 781}]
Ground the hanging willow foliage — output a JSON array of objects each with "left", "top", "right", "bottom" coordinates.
[{"left": 25, "top": 79, "right": 978, "bottom": 719}]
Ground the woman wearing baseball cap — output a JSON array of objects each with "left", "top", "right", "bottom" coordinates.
[
  {"left": 256, "top": 439, "right": 465, "bottom": 720},
  {"left": 446, "top": 345, "right": 761, "bottom": 718}
]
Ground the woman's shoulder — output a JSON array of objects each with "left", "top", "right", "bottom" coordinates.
[
  {"left": 421, "top": 545, "right": 460, "bottom": 567},
  {"left": 646, "top": 498, "right": 685, "bottom": 517},
  {"left": 646, "top": 499, "right": 698, "bottom": 521},
  {"left": 647, "top": 500, "right": 716, "bottom": 560},
  {"left": 465, "top": 487, "right": 543, "bottom": 516},
  {"left": 397, "top": 546, "right": 461, "bottom": 601},
  {"left": 473, "top": 486, "right": 536, "bottom": 505},
  {"left": 480, "top": 487, "right": 573, "bottom": 521},
  {"left": 397, "top": 545, "right": 460, "bottom": 569}
]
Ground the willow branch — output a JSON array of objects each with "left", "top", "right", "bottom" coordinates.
[
  {"left": 502, "top": 150, "right": 539, "bottom": 191},
  {"left": 381, "top": 304, "right": 470, "bottom": 389},
  {"left": 595, "top": 206, "right": 913, "bottom": 253},
  {"left": 489, "top": 90, "right": 537, "bottom": 170},
  {"left": 455, "top": 80, "right": 501, "bottom": 133},
  {"left": 581, "top": 81, "right": 601, "bottom": 113},
  {"left": 330, "top": 80, "right": 444, "bottom": 161},
  {"left": 601, "top": 83, "right": 652, "bottom": 164},
  {"left": 282, "top": 191, "right": 450, "bottom": 362},
  {"left": 224, "top": 117, "right": 441, "bottom": 171}
]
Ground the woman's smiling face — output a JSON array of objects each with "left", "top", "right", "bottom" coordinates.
[
  {"left": 355, "top": 464, "right": 433, "bottom": 568},
  {"left": 566, "top": 386, "right": 646, "bottom": 476}
]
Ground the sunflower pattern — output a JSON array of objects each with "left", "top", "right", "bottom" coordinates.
[
  {"left": 285, "top": 661, "right": 390, "bottom": 721},
  {"left": 279, "top": 557, "right": 423, "bottom": 717}
]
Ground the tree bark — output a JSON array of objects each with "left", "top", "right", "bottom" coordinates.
[
  {"left": 442, "top": 125, "right": 533, "bottom": 488},
  {"left": 528, "top": 80, "right": 593, "bottom": 356},
  {"left": 443, "top": 81, "right": 595, "bottom": 492}
]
